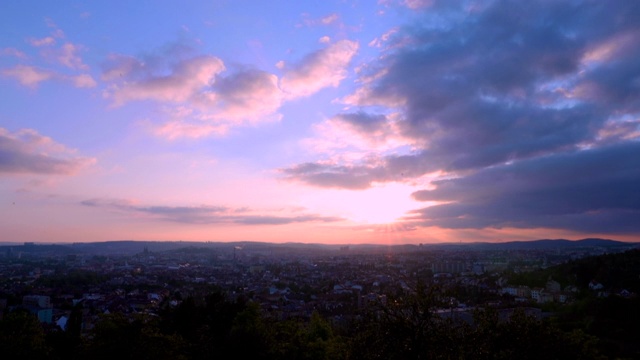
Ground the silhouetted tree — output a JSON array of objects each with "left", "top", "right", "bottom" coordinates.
[
  {"left": 85, "top": 313, "right": 186, "bottom": 360},
  {"left": 0, "top": 310, "right": 51, "bottom": 360}
]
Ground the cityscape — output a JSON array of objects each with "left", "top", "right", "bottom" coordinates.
[
  {"left": 2, "top": 0, "right": 640, "bottom": 358},
  {"left": 1, "top": 239, "right": 639, "bottom": 358}
]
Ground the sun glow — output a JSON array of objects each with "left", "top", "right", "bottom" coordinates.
[{"left": 303, "top": 182, "right": 421, "bottom": 225}]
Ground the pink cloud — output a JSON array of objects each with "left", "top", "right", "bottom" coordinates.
[
  {"left": 581, "top": 29, "right": 640, "bottom": 65},
  {"left": 71, "top": 74, "right": 97, "bottom": 88},
  {"left": 80, "top": 197, "right": 344, "bottom": 225},
  {"left": 0, "top": 47, "right": 27, "bottom": 59},
  {"left": 2, "top": 65, "right": 54, "bottom": 87},
  {"left": 56, "top": 43, "right": 89, "bottom": 70},
  {"left": 594, "top": 118, "right": 640, "bottom": 143},
  {"left": 38, "top": 42, "right": 89, "bottom": 70},
  {"left": 280, "top": 40, "right": 359, "bottom": 97},
  {"left": 104, "top": 55, "right": 225, "bottom": 105},
  {"left": 149, "top": 69, "right": 285, "bottom": 139},
  {"left": 152, "top": 119, "right": 229, "bottom": 140},
  {"left": 28, "top": 36, "right": 56, "bottom": 47},
  {"left": 342, "top": 82, "right": 406, "bottom": 108},
  {"left": 101, "top": 54, "right": 142, "bottom": 81},
  {"left": 402, "top": 0, "right": 434, "bottom": 9},
  {"left": 2, "top": 65, "right": 97, "bottom": 89},
  {"left": 300, "top": 13, "right": 340, "bottom": 27},
  {"left": 368, "top": 28, "right": 399, "bottom": 48},
  {"left": 27, "top": 19, "right": 65, "bottom": 47},
  {"left": 104, "top": 40, "right": 361, "bottom": 139},
  {"left": 0, "top": 128, "right": 96, "bottom": 175},
  {"left": 103, "top": 49, "right": 290, "bottom": 139},
  {"left": 306, "top": 112, "right": 410, "bottom": 155},
  {"left": 203, "top": 69, "right": 284, "bottom": 122},
  {"left": 321, "top": 13, "right": 339, "bottom": 25},
  {"left": 45, "top": 18, "right": 65, "bottom": 38}
]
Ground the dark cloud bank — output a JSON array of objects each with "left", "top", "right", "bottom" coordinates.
[{"left": 283, "top": 0, "right": 640, "bottom": 234}]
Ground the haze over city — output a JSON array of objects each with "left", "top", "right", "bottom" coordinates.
[{"left": 1, "top": 0, "right": 639, "bottom": 244}]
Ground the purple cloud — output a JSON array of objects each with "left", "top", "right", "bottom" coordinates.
[
  {"left": 80, "top": 198, "right": 344, "bottom": 225},
  {"left": 408, "top": 141, "right": 640, "bottom": 233},
  {"left": 280, "top": 40, "right": 359, "bottom": 97},
  {"left": 281, "top": 0, "right": 640, "bottom": 235},
  {"left": 0, "top": 128, "right": 95, "bottom": 175}
]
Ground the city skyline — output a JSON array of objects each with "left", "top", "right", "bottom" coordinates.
[{"left": 1, "top": 0, "right": 639, "bottom": 244}]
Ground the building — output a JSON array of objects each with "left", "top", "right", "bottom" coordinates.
[
  {"left": 432, "top": 262, "right": 467, "bottom": 274},
  {"left": 22, "top": 295, "right": 52, "bottom": 323}
]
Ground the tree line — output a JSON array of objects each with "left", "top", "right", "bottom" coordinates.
[{"left": 0, "top": 287, "right": 607, "bottom": 360}]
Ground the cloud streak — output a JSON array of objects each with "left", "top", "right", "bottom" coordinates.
[
  {"left": 81, "top": 198, "right": 344, "bottom": 225},
  {"left": 2, "top": 21, "right": 94, "bottom": 89},
  {"left": 2, "top": 65, "right": 97, "bottom": 88},
  {"left": 280, "top": 40, "right": 359, "bottom": 97}
]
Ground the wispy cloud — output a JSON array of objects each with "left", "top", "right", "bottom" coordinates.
[
  {"left": 401, "top": 0, "right": 434, "bottom": 10},
  {"left": 28, "top": 36, "right": 56, "bottom": 47},
  {"left": 2, "top": 65, "right": 97, "bottom": 89},
  {"left": 300, "top": 13, "right": 340, "bottom": 27},
  {"left": 4, "top": 21, "right": 92, "bottom": 89},
  {"left": 280, "top": 40, "right": 359, "bottom": 97},
  {"left": 368, "top": 28, "right": 399, "bottom": 49},
  {"left": 305, "top": 111, "right": 409, "bottom": 155},
  {"left": 2, "top": 65, "right": 54, "bottom": 87},
  {"left": 71, "top": 73, "right": 97, "bottom": 88},
  {"left": 0, "top": 47, "right": 28, "bottom": 59},
  {"left": 81, "top": 198, "right": 344, "bottom": 225},
  {"left": 204, "top": 68, "right": 284, "bottom": 122},
  {"left": 103, "top": 55, "right": 225, "bottom": 105},
  {"left": 55, "top": 43, "right": 89, "bottom": 70},
  {"left": 0, "top": 128, "right": 95, "bottom": 175},
  {"left": 151, "top": 119, "right": 229, "bottom": 140}
]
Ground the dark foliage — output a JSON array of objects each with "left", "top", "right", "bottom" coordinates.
[
  {"left": 0, "top": 309, "right": 51, "bottom": 360},
  {"left": 5, "top": 248, "right": 640, "bottom": 359},
  {"left": 346, "top": 286, "right": 603, "bottom": 360}
]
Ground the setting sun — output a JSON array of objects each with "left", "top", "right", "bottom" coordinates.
[
  {"left": 1, "top": 0, "right": 636, "bottom": 244},
  {"left": 302, "top": 182, "right": 420, "bottom": 225}
]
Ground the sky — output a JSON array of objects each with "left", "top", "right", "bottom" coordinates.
[{"left": 1, "top": 0, "right": 639, "bottom": 245}]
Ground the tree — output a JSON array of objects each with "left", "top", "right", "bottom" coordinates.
[
  {"left": 0, "top": 310, "right": 51, "bottom": 360},
  {"left": 85, "top": 313, "right": 186, "bottom": 360}
]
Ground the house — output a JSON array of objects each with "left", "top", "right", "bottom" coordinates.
[
  {"left": 501, "top": 286, "right": 518, "bottom": 296},
  {"left": 22, "top": 295, "right": 53, "bottom": 323},
  {"left": 530, "top": 288, "right": 544, "bottom": 302},
  {"left": 588, "top": 280, "right": 604, "bottom": 290}
]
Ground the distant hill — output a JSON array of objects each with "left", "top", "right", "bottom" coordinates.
[
  {"left": 0, "top": 238, "right": 636, "bottom": 257},
  {"left": 429, "top": 238, "right": 637, "bottom": 251},
  {"left": 346, "top": 238, "right": 637, "bottom": 252}
]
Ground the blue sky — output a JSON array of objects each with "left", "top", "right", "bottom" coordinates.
[{"left": 1, "top": 0, "right": 639, "bottom": 244}]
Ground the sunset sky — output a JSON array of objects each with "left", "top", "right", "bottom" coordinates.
[{"left": 1, "top": 0, "right": 639, "bottom": 244}]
